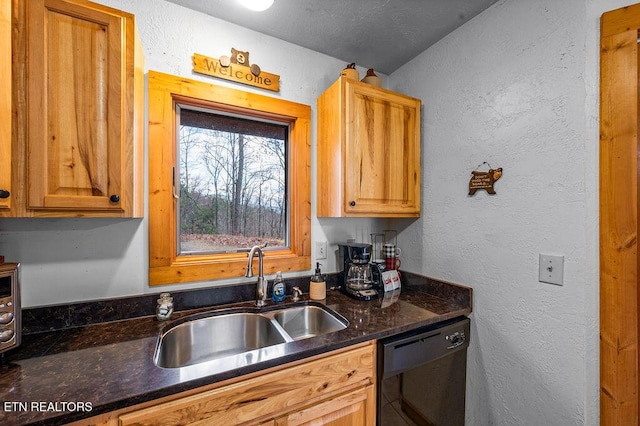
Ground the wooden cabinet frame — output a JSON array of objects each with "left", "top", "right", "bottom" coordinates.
[
  {"left": 148, "top": 71, "right": 311, "bottom": 285},
  {"left": 600, "top": 4, "right": 640, "bottom": 425},
  {"left": 0, "top": 1, "right": 10, "bottom": 212}
]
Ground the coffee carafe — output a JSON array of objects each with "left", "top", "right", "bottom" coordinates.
[{"left": 339, "top": 243, "right": 382, "bottom": 301}]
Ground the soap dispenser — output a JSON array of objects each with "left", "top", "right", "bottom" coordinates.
[
  {"left": 310, "top": 263, "right": 326, "bottom": 300},
  {"left": 272, "top": 271, "right": 286, "bottom": 302}
]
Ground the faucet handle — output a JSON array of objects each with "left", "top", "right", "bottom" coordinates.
[{"left": 292, "top": 286, "right": 302, "bottom": 302}]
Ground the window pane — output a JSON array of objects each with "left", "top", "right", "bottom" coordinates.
[{"left": 177, "top": 107, "right": 288, "bottom": 254}]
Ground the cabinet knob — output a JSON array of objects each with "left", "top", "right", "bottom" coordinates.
[
  {"left": 349, "top": 201, "right": 356, "bottom": 207},
  {"left": 0, "top": 190, "right": 9, "bottom": 199},
  {"left": 109, "top": 195, "right": 120, "bottom": 203}
]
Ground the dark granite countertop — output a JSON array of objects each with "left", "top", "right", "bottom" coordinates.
[{"left": 0, "top": 272, "right": 471, "bottom": 425}]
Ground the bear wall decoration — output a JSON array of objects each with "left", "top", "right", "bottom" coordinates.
[{"left": 468, "top": 166, "right": 502, "bottom": 196}]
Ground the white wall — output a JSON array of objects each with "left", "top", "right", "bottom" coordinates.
[
  {"left": 0, "top": 0, "right": 386, "bottom": 307},
  {"left": 388, "top": 0, "right": 635, "bottom": 424}
]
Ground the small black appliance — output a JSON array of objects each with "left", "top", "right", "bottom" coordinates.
[{"left": 338, "top": 243, "right": 382, "bottom": 301}]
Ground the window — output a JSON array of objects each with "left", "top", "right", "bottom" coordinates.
[
  {"left": 178, "top": 107, "right": 288, "bottom": 255},
  {"left": 148, "top": 71, "right": 311, "bottom": 285}
]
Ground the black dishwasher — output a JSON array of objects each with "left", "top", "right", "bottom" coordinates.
[{"left": 377, "top": 317, "right": 470, "bottom": 426}]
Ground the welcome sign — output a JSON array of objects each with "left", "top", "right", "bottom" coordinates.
[{"left": 193, "top": 51, "right": 280, "bottom": 92}]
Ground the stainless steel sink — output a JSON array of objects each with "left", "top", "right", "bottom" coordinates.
[
  {"left": 154, "top": 312, "right": 291, "bottom": 368},
  {"left": 273, "top": 305, "right": 348, "bottom": 340},
  {"left": 154, "top": 303, "right": 348, "bottom": 369}
]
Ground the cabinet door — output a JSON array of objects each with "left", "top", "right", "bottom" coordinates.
[
  {"left": 26, "top": 0, "right": 126, "bottom": 213},
  {"left": 344, "top": 82, "right": 420, "bottom": 216},
  {"left": 118, "top": 345, "right": 375, "bottom": 426},
  {"left": 0, "top": 0, "right": 11, "bottom": 212},
  {"left": 275, "top": 385, "right": 375, "bottom": 426}
]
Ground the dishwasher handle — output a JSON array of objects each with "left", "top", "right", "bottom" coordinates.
[{"left": 379, "top": 317, "right": 470, "bottom": 379}]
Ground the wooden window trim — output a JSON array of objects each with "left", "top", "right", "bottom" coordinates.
[{"left": 148, "top": 71, "right": 311, "bottom": 286}]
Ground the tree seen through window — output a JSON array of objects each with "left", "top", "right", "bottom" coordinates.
[{"left": 178, "top": 107, "right": 288, "bottom": 254}]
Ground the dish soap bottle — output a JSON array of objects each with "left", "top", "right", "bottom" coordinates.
[
  {"left": 272, "top": 271, "right": 286, "bottom": 303},
  {"left": 310, "top": 263, "right": 326, "bottom": 300}
]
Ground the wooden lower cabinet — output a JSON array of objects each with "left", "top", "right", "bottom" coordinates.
[
  {"left": 72, "top": 343, "right": 375, "bottom": 426},
  {"left": 274, "top": 385, "right": 375, "bottom": 426}
]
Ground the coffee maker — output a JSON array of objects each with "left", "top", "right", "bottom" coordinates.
[{"left": 338, "top": 243, "right": 383, "bottom": 301}]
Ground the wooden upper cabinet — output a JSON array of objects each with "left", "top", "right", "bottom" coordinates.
[
  {"left": 317, "top": 77, "right": 421, "bottom": 217},
  {"left": 0, "top": 1, "right": 11, "bottom": 211},
  {"left": 21, "top": 0, "right": 143, "bottom": 217}
]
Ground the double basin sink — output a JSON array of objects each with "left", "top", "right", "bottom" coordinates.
[{"left": 154, "top": 302, "right": 348, "bottom": 369}]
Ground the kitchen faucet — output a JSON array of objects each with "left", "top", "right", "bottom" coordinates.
[{"left": 245, "top": 245, "right": 268, "bottom": 307}]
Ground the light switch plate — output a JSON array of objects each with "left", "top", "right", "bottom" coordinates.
[{"left": 539, "top": 254, "right": 564, "bottom": 286}]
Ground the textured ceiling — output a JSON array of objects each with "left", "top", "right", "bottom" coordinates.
[{"left": 164, "top": 0, "right": 499, "bottom": 74}]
